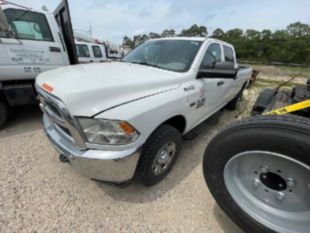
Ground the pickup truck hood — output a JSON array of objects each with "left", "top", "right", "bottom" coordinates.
[{"left": 36, "top": 62, "right": 182, "bottom": 116}]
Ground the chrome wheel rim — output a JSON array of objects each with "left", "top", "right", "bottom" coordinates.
[
  {"left": 224, "top": 150, "right": 310, "bottom": 233},
  {"left": 152, "top": 142, "right": 176, "bottom": 176}
]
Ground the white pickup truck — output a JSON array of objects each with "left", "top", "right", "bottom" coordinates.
[{"left": 36, "top": 37, "right": 252, "bottom": 186}]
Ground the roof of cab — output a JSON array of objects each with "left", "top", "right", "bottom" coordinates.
[
  {"left": 1, "top": 3, "right": 48, "bottom": 14},
  {"left": 150, "top": 37, "right": 208, "bottom": 42},
  {"left": 149, "top": 37, "right": 235, "bottom": 50}
]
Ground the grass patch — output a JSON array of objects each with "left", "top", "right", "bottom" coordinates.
[
  {"left": 242, "top": 64, "right": 310, "bottom": 78},
  {"left": 254, "top": 79, "right": 298, "bottom": 89}
]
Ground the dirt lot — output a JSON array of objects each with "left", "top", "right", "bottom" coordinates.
[{"left": 0, "top": 76, "right": 307, "bottom": 233}]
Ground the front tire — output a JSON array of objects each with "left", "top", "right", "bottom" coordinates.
[
  {"left": 203, "top": 115, "right": 310, "bottom": 233},
  {"left": 136, "top": 124, "right": 182, "bottom": 186}
]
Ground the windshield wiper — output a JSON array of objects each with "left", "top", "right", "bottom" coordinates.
[{"left": 129, "top": 61, "right": 161, "bottom": 69}]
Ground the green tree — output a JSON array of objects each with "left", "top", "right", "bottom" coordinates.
[
  {"left": 179, "top": 24, "right": 208, "bottom": 37},
  {"left": 211, "top": 28, "right": 225, "bottom": 39},
  {"left": 225, "top": 28, "right": 243, "bottom": 39},
  {"left": 148, "top": 32, "right": 160, "bottom": 39},
  {"left": 287, "top": 22, "right": 310, "bottom": 37},
  {"left": 245, "top": 29, "right": 260, "bottom": 40},
  {"left": 161, "top": 29, "right": 176, "bottom": 37},
  {"left": 122, "top": 36, "right": 134, "bottom": 48},
  {"left": 124, "top": 21, "right": 310, "bottom": 65},
  {"left": 133, "top": 34, "right": 149, "bottom": 46}
]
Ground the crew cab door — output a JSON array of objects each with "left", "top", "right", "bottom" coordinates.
[
  {"left": 0, "top": 6, "right": 70, "bottom": 81},
  {"left": 196, "top": 42, "right": 228, "bottom": 116}
]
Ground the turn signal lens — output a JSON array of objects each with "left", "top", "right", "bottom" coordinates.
[
  {"left": 42, "top": 83, "right": 54, "bottom": 93},
  {"left": 119, "top": 121, "right": 136, "bottom": 134}
]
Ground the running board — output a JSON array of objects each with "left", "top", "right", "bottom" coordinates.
[{"left": 183, "top": 110, "right": 223, "bottom": 140}]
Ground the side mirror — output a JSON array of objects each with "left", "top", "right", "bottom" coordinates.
[
  {"left": 0, "top": 6, "right": 9, "bottom": 32},
  {"left": 197, "top": 61, "right": 237, "bottom": 79}
]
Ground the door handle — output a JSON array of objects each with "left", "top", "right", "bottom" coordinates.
[
  {"left": 49, "top": 46, "right": 61, "bottom": 52},
  {"left": 217, "top": 81, "right": 224, "bottom": 86}
]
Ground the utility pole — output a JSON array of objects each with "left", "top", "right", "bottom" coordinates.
[{"left": 89, "top": 22, "right": 92, "bottom": 37}]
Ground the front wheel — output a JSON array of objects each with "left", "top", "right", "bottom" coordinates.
[
  {"left": 136, "top": 124, "right": 182, "bottom": 186},
  {"left": 203, "top": 115, "right": 310, "bottom": 233}
]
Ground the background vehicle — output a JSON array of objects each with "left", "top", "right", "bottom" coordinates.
[
  {"left": 36, "top": 37, "right": 252, "bottom": 186},
  {"left": 203, "top": 115, "right": 310, "bottom": 233},
  {"left": 75, "top": 41, "right": 107, "bottom": 63},
  {"left": 0, "top": 0, "right": 77, "bottom": 128}
]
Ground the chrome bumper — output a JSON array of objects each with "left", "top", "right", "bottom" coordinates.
[{"left": 43, "top": 114, "right": 141, "bottom": 183}]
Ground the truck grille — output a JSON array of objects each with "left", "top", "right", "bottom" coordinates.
[{"left": 36, "top": 87, "right": 86, "bottom": 149}]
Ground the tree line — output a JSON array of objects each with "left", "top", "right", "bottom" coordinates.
[{"left": 122, "top": 22, "right": 310, "bottom": 65}]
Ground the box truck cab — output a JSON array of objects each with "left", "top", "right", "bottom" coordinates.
[{"left": 0, "top": 0, "right": 77, "bottom": 128}]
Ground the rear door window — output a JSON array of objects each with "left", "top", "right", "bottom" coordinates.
[
  {"left": 92, "top": 45, "right": 103, "bottom": 58},
  {"left": 76, "top": 44, "right": 90, "bottom": 57},
  {"left": 4, "top": 9, "right": 53, "bottom": 41},
  {"left": 200, "top": 43, "right": 222, "bottom": 69},
  {"left": 224, "top": 45, "right": 235, "bottom": 63}
]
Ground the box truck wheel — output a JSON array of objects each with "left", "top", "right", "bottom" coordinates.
[
  {"left": 203, "top": 115, "right": 310, "bottom": 233},
  {"left": 0, "top": 100, "right": 8, "bottom": 129},
  {"left": 136, "top": 124, "right": 182, "bottom": 186}
]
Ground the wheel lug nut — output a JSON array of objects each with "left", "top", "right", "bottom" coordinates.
[
  {"left": 276, "top": 192, "right": 285, "bottom": 201},
  {"left": 287, "top": 178, "right": 296, "bottom": 188},
  {"left": 253, "top": 178, "right": 261, "bottom": 188},
  {"left": 260, "top": 165, "right": 268, "bottom": 173}
]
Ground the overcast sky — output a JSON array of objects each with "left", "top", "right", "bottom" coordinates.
[{"left": 9, "top": 0, "right": 310, "bottom": 44}]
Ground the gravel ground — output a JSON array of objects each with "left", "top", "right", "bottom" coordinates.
[{"left": 0, "top": 85, "right": 262, "bottom": 233}]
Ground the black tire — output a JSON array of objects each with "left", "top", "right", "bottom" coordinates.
[
  {"left": 226, "top": 85, "right": 245, "bottom": 110},
  {"left": 0, "top": 100, "right": 8, "bottom": 129},
  {"left": 136, "top": 124, "right": 182, "bottom": 186},
  {"left": 203, "top": 115, "right": 310, "bottom": 233}
]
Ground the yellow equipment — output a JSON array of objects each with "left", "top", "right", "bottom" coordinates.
[{"left": 264, "top": 99, "right": 310, "bottom": 115}]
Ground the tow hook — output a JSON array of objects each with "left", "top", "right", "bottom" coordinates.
[{"left": 59, "top": 154, "right": 69, "bottom": 163}]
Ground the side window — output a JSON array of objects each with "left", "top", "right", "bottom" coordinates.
[
  {"left": 4, "top": 9, "right": 53, "bottom": 41},
  {"left": 224, "top": 45, "right": 235, "bottom": 63},
  {"left": 92, "top": 46, "right": 103, "bottom": 58},
  {"left": 200, "top": 43, "right": 221, "bottom": 69},
  {"left": 76, "top": 44, "right": 90, "bottom": 57}
]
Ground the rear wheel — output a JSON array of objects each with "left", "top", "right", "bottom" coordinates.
[
  {"left": 226, "top": 85, "right": 245, "bottom": 110},
  {"left": 136, "top": 124, "right": 182, "bottom": 186},
  {"left": 203, "top": 115, "right": 310, "bottom": 233},
  {"left": 0, "top": 100, "right": 8, "bottom": 129}
]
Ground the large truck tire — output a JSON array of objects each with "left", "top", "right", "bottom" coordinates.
[
  {"left": 136, "top": 124, "right": 182, "bottom": 186},
  {"left": 203, "top": 115, "right": 310, "bottom": 233},
  {"left": 0, "top": 100, "right": 8, "bottom": 129}
]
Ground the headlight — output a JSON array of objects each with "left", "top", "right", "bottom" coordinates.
[{"left": 78, "top": 118, "right": 139, "bottom": 145}]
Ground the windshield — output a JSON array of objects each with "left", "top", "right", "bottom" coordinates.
[
  {"left": 3, "top": 9, "right": 53, "bottom": 41},
  {"left": 123, "top": 40, "right": 203, "bottom": 72}
]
